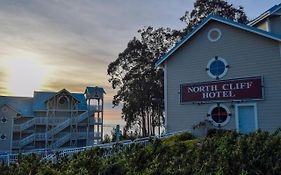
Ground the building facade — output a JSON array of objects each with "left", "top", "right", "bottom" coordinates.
[
  {"left": 0, "top": 86, "right": 105, "bottom": 153},
  {"left": 156, "top": 4, "right": 281, "bottom": 135}
]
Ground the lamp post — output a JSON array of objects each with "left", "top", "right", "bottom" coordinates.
[{"left": 116, "top": 125, "right": 120, "bottom": 144}]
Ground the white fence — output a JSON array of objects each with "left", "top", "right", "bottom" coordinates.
[{"left": 0, "top": 129, "right": 191, "bottom": 165}]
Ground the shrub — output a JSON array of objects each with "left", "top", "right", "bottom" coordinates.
[{"left": 2, "top": 129, "right": 281, "bottom": 174}]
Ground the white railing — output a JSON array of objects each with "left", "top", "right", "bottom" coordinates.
[
  {"left": 17, "top": 134, "right": 35, "bottom": 147},
  {"left": 46, "top": 119, "right": 70, "bottom": 138},
  {"left": 46, "top": 111, "right": 89, "bottom": 139},
  {"left": 51, "top": 133, "right": 71, "bottom": 148},
  {"left": 76, "top": 111, "right": 89, "bottom": 123},
  {"left": 35, "top": 133, "right": 46, "bottom": 141},
  {"left": 4, "top": 129, "right": 192, "bottom": 165},
  {"left": 14, "top": 118, "right": 36, "bottom": 132},
  {"left": 35, "top": 117, "right": 48, "bottom": 125},
  {"left": 36, "top": 117, "right": 69, "bottom": 125},
  {"left": 12, "top": 112, "right": 93, "bottom": 150},
  {"left": 14, "top": 117, "right": 70, "bottom": 132}
]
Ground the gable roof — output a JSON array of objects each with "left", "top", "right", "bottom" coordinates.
[
  {"left": 0, "top": 104, "right": 20, "bottom": 114},
  {"left": 0, "top": 96, "right": 33, "bottom": 116},
  {"left": 155, "top": 15, "right": 281, "bottom": 67},
  {"left": 248, "top": 3, "right": 281, "bottom": 26},
  {"left": 43, "top": 89, "right": 81, "bottom": 103},
  {"left": 84, "top": 86, "right": 106, "bottom": 99},
  {"left": 33, "top": 90, "right": 87, "bottom": 111}
]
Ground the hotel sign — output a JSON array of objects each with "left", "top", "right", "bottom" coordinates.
[{"left": 180, "top": 76, "right": 263, "bottom": 103}]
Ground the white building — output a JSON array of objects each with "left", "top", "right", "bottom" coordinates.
[
  {"left": 156, "top": 4, "right": 281, "bottom": 135},
  {"left": 0, "top": 86, "right": 105, "bottom": 153}
]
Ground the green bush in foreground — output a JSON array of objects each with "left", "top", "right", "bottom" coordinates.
[{"left": 1, "top": 129, "right": 281, "bottom": 175}]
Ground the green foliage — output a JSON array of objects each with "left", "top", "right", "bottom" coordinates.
[
  {"left": 180, "top": 0, "right": 248, "bottom": 35},
  {"left": 162, "top": 132, "right": 195, "bottom": 146},
  {"left": 2, "top": 130, "right": 281, "bottom": 174}
]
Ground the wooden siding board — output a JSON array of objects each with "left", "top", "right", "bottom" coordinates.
[{"left": 166, "top": 21, "right": 281, "bottom": 133}]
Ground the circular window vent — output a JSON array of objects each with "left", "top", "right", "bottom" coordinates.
[
  {"left": 206, "top": 57, "right": 229, "bottom": 79},
  {"left": 1, "top": 117, "right": 7, "bottom": 123},
  {"left": 0, "top": 134, "right": 6, "bottom": 141},
  {"left": 208, "top": 28, "right": 222, "bottom": 42},
  {"left": 59, "top": 96, "right": 68, "bottom": 105},
  {"left": 207, "top": 104, "right": 231, "bottom": 127}
]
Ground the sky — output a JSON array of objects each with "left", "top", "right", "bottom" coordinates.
[{"left": 0, "top": 0, "right": 280, "bottom": 126}]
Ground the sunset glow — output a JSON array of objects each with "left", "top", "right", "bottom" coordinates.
[{"left": 5, "top": 56, "right": 48, "bottom": 97}]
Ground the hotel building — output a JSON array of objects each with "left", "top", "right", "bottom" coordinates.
[
  {"left": 0, "top": 86, "right": 105, "bottom": 153},
  {"left": 156, "top": 4, "right": 281, "bottom": 135}
]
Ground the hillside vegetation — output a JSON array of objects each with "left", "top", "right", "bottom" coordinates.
[{"left": 1, "top": 129, "right": 281, "bottom": 175}]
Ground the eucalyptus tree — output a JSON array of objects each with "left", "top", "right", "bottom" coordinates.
[{"left": 108, "top": 0, "right": 248, "bottom": 137}]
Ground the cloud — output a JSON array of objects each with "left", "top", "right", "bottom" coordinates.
[{"left": 0, "top": 0, "right": 278, "bottom": 121}]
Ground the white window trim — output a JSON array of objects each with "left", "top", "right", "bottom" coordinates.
[
  {"left": 1, "top": 116, "right": 7, "bottom": 123},
  {"left": 207, "top": 57, "right": 228, "bottom": 79},
  {"left": 208, "top": 104, "right": 231, "bottom": 127},
  {"left": 235, "top": 103, "right": 258, "bottom": 133},
  {"left": 208, "top": 28, "right": 222, "bottom": 42},
  {"left": 0, "top": 134, "right": 6, "bottom": 141}
]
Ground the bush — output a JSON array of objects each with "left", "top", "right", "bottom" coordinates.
[{"left": 1, "top": 129, "right": 281, "bottom": 174}]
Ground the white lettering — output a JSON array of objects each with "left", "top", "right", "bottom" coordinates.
[
  {"left": 188, "top": 87, "right": 194, "bottom": 93},
  {"left": 203, "top": 92, "right": 208, "bottom": 99},
  {"left": 246, "top": 82, "right": 253, "bottom": 89},
  {"left": 222, "top": 84, "right": 229, "bottom": 90}
]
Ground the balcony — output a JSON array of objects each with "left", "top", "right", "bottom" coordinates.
[
  {"left": 35, "top": 133, "right": 46, "bottom": 141},
  {"left": 13, "top": 117, "right": 70, "bottom": 132}
]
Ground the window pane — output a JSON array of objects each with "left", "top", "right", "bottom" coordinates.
[
  {"left": 209, "top": 60, "right": 225, "bottom": 77},
  {"left": 211, "top": 107, "right": 227, "bottom": 123}
]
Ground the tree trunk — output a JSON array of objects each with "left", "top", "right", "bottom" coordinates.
[{"left": 142, "top": 115, "right": 146, "bottom": 137}]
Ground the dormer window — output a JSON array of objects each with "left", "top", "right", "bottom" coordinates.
[
  {"left": 58, "top": 96, "right": 70, "bottom": 109},
  {"left": 59, "top": 96, "right": 67, "bottom": 105}
]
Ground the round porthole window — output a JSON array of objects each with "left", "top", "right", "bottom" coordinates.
[
  {"left": 0, "top": 134, "right": 6, "bottom": 141},
  {"left": 1, "top": 117, "right": 7, "bottom": 123},
  {"left": 59, "top": 96, "right": 68, "bottom": 105},
  {"left": 206, "top": 57, "right": 228, "bottom": 79},
  {"left": 208, "top": 28, "right": 221, "bottom": 42},
  {"left": 208, "top": 104, "right": 231, "bottom": 127}
]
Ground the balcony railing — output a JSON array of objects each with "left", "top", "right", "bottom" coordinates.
[
  {"left": 88, "top": 105, "right": 102, "bottom": 112},
  {"left": 46, "top": 111, "right": 88, "bottom": 139},
  {"left": 46, "top": 119, "right": 70, "bottom": 138},
  {"left": 15, "top": 134, "right": 36, "bottom": 147},
  {"left": 14, "top": 118, "right": 36, "bottom": 132},
  {"left": 35, "top": 133, "right": 46, "bottom": 141},
  {"left": 51, "top": 133, "right": 71, "bottom": 148},
  {"left": 14, "top": 117, "right": 70, "bottom": 132},
  {"left": 12, "top": 111, "right": 99, "bottom": 148}
]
